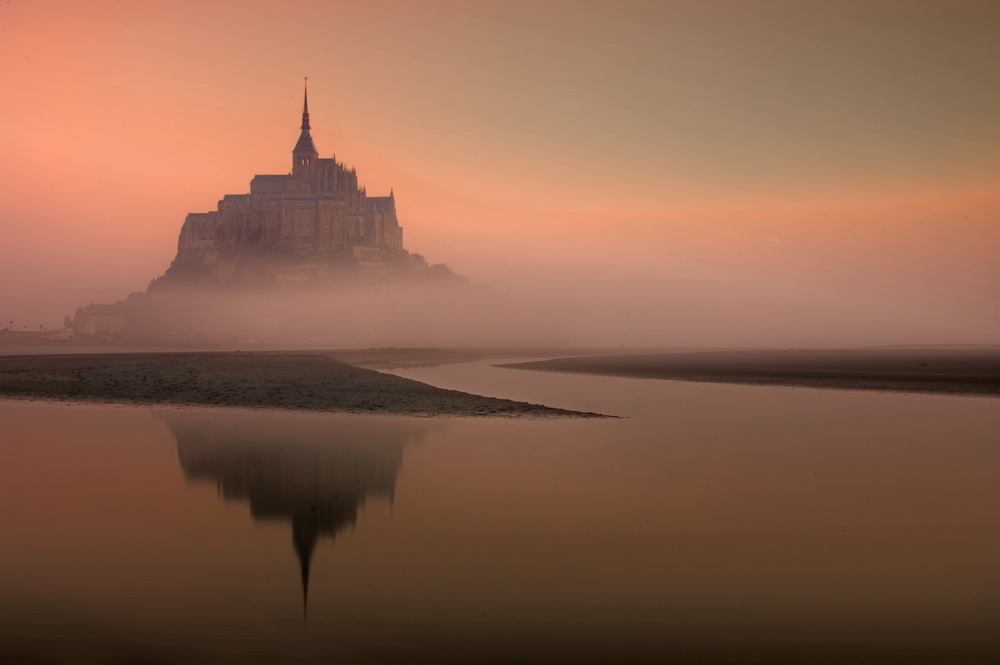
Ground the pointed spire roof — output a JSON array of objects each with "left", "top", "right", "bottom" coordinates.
[
  {"left": 292, "top": 516, "right": 318, "bottom": 620},
  {"left": 294, "top": 77, "right": 317, "bottom": 154},
  {"left": 302, "top": 78, "right": 310, "bottom": 129}
]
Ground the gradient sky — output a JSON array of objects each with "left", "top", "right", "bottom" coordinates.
[{"left": 1, "top": 0, "right": 998, "bottom": 345}]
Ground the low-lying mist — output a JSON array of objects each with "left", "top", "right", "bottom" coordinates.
[
  {"left": 82, "top": 258, "right": 996, "bottom": 351},
  {"left": 105, "top": 282, "right": 570, "bottom": 350},
  {"left": 5, "top": 192, "right": 998, "bottom": 351}
]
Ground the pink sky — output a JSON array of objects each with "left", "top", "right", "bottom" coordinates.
[{"left": 1, "top": 1, "right": 997, "bottom": 345}]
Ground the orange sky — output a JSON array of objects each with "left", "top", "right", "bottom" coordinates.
[{"left": 1, "top": 0, "right": 997, "bottom": 345}]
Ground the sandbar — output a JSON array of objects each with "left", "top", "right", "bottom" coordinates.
[
  {"left": 0, "top": 351, "right": 602, "bottom": 417},
  {"left": 501, "top": 348, "right": 1000, "bottom": 396}
]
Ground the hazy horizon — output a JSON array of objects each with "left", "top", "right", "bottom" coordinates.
[{"left": 2, "top": 0, "right": 998, "bottom": 348}]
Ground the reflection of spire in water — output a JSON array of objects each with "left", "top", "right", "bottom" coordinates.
[
  {"left": 159, "top": 410, "right": 431, "bottom": 618},
  {"left": 293, "top": 514, "right": 316, "bottom": 618}
]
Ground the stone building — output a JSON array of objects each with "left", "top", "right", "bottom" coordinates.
[
  {"left": 170, "top": 82, "right": 404, "bottom": 283},
  {"left": 73, "top": 303, "right": 127, "bottom": 335},
  {"left": 67, "top": 83, "right": 461, "bottom": 339}
]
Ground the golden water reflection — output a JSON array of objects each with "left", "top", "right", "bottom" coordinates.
[
  {"left": 164, "top": 410, "right": 423, "bottom": 618},
  {"left": 2, "top": 371, "right": 1000, "bottom": 663}
]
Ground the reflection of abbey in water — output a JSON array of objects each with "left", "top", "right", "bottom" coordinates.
[{"left": 161, "top": 410, "right": 430, "bottom": 615}]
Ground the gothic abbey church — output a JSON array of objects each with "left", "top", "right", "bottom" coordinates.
[
  {"left": 68, "top": 84, "right": 460, "bottom": 337},
  {"left": 169, "top": 83, "right": 405, "bottom": 284}
]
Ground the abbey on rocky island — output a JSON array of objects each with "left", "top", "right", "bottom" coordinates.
[
  {"left": 69, "top": 83, "right": 462, "bottom": 338},
  {"left": 169, "top": 82, "right": 405, "bottom": 284}
]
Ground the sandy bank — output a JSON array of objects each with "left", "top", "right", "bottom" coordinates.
[
  {"left": 0, "top": 352, "right": 603, "bottom": 417},
  {"left": 501, "top": 349, "right": 1000, "bottom": 397}
]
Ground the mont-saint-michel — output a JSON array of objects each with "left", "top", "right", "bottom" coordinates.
[
  {"left": 69, "top": 83, "right": 461, "bottom": 342},
  {"left": 167, "top": 83, "right": 414, "bottom": 287}
]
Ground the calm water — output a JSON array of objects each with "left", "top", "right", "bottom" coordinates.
[{"left": 1, "top": 360, "right": 999, "bottom": 664}]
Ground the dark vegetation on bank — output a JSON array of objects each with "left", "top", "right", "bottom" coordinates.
[
  {"left": 501, "top": 349, "right": 1000, "bottom": 396},
  {"left": 0, "top": 352, "right": 605, "bottom": 417}
]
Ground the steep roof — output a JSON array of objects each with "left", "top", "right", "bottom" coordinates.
[{"left": 294, "top": 131, "right": 317, "bottom": 154}]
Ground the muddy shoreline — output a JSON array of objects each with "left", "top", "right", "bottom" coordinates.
[
  {"left": 0, "top": 351, "right": 604, "bottom": 417},
  {"left": 501, "top": 349, "right": 1000, "bottom": 396}
]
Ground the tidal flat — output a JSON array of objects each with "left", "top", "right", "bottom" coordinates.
[
  {"left": 502, "top": 348, "right": 1000, "bottom": 396},
  {"left": 0, "top": 351, "right": 601, "bottom": 417}
]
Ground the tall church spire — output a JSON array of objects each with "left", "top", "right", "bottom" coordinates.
[
  {"left": 301, "top": 77, "right": 310, "bottom": 130},
  {"left": 293, "top": 77, "right": 318, "bottom": 157}
]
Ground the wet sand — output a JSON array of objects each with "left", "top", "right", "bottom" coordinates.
[
  {"left": 501, "top": 348, "right": 1000, "bottom": 396},
  {"left": 0, "top": 352, "right": 601, "bottom": 417}
]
